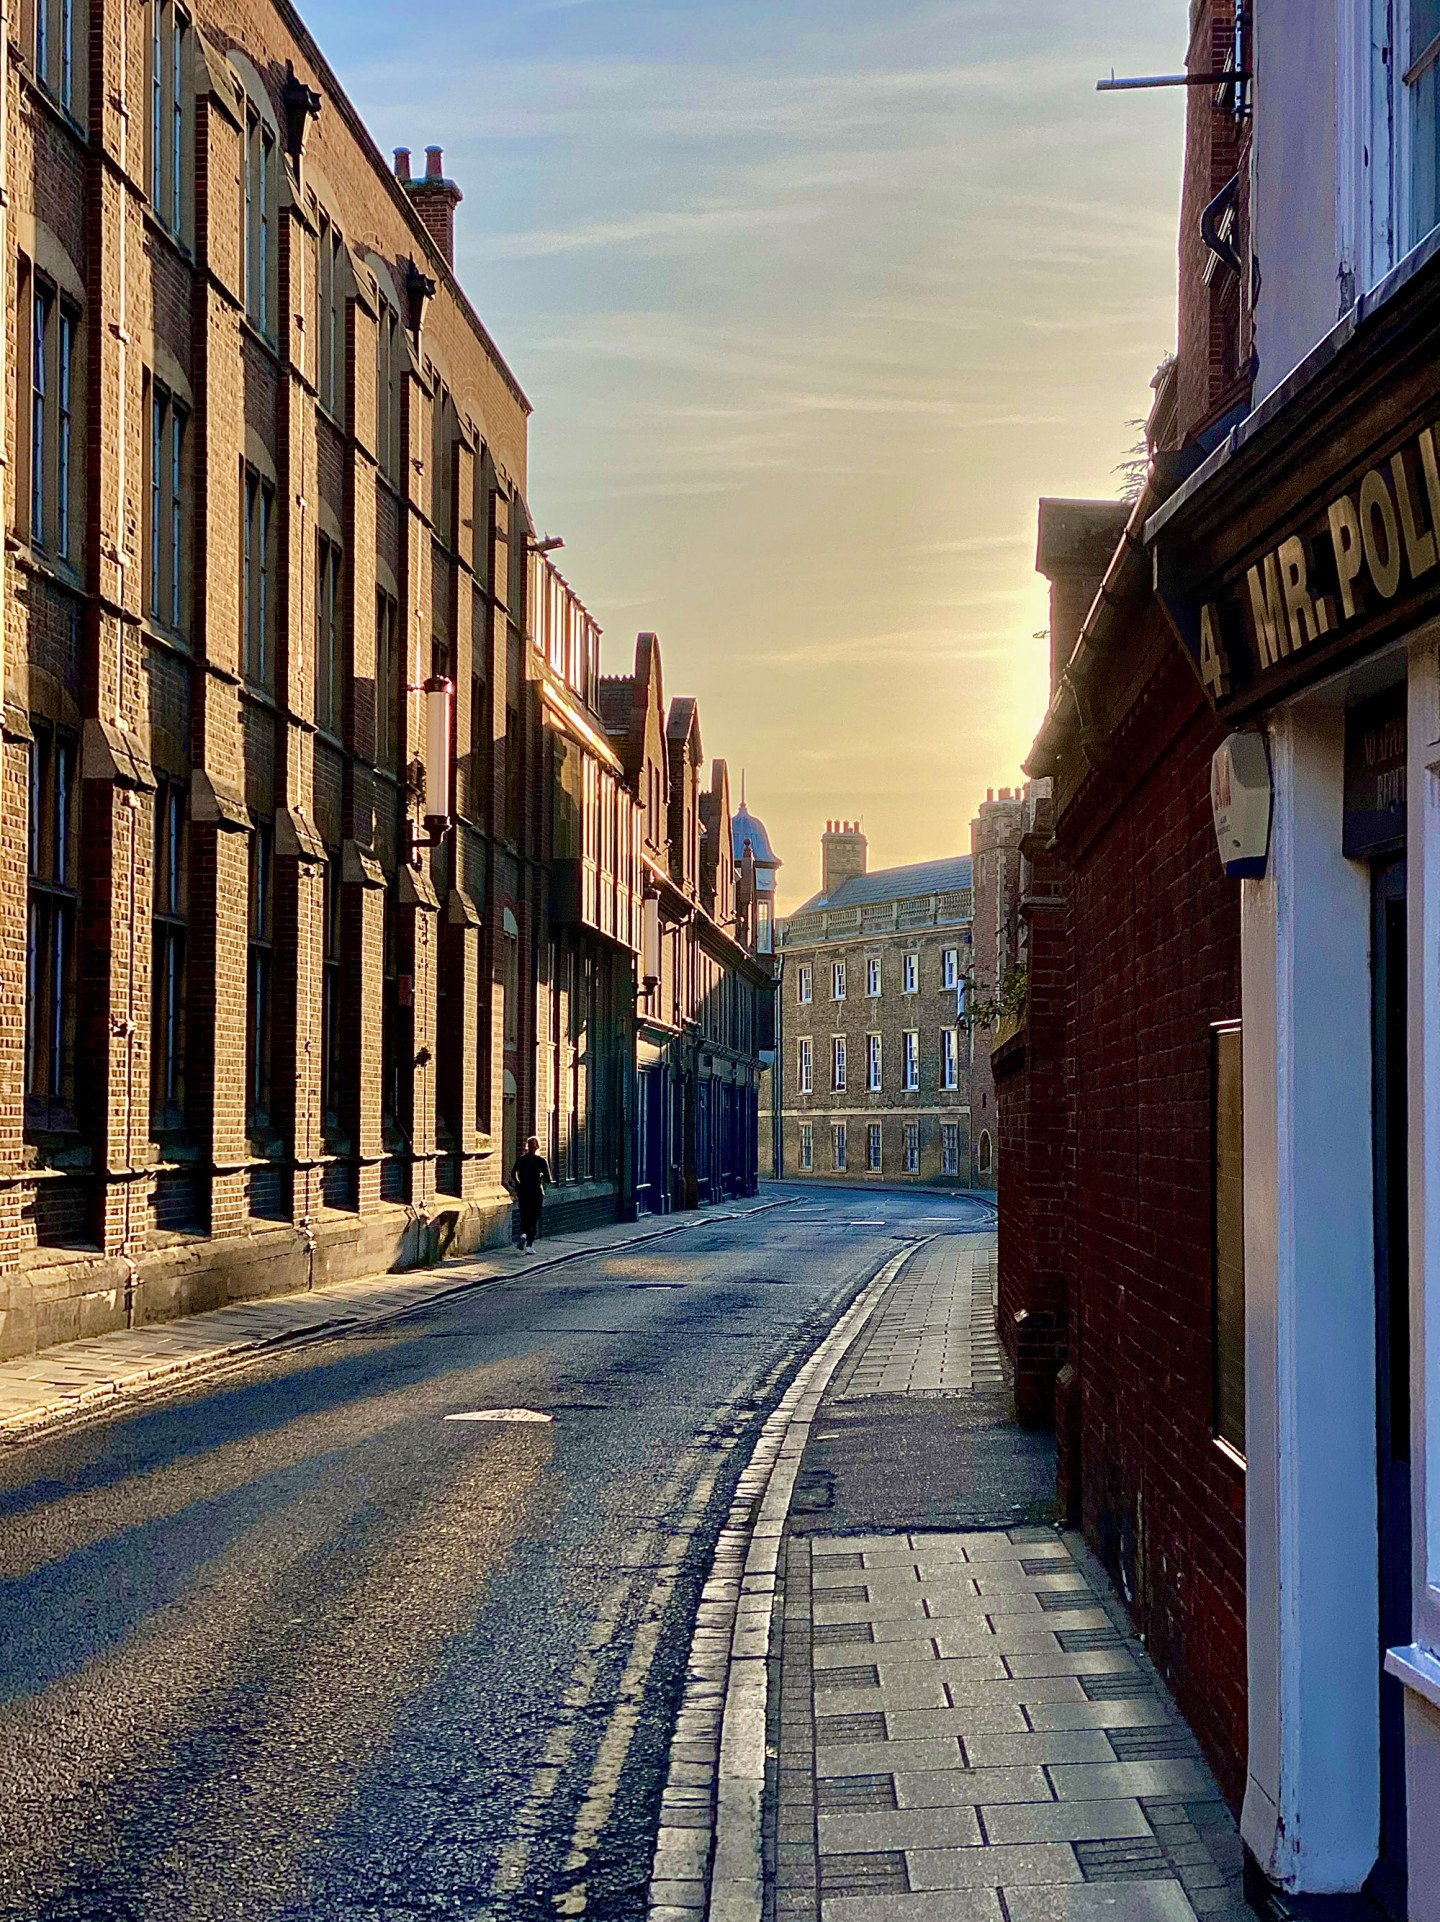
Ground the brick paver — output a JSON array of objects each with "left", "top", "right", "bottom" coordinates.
[{"left": 769, "top": 1236, "right": 1250, "bottom": 1922}]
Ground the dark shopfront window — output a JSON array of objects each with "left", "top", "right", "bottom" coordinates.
[
  {"left": 1212, "top": 1019, "right": 1245, "bottom": 1459},
  {"left": 321, "top": 851, "right": 342, "bottom": 1132},
  {"left": 247, "top": 823, "right": 274, "bottom": 1130},
  {"left": 151, "top": 778, "right": 188, "bottom": 1135},
  {"left": 25, "top": 724, "right": 79, "bottom": 1134}
]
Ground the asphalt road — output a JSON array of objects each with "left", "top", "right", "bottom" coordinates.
[{"left": 0, "top": 1185, "right": 994, "bottom": 1922}]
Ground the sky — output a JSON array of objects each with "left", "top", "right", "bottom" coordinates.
[{"left": 299, "top": 0, "right": 1187, "bottom": 911}]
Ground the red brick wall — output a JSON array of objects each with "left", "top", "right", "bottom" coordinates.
[
  {"left": 1063, "top": 657, "right": 1245, "bottom": 1806},
  {"left": 1176, "top": 0, "right": 1252, "bottom": 443}
]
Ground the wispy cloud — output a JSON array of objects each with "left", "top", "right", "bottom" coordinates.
[{"left": 302, "top": 0, "right": 1181, "bottom": 909}]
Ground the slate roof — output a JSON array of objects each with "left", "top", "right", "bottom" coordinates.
[{"left": 795, "top": 853, "right": 972, "bottom": 916}]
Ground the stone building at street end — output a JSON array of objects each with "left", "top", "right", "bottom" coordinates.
[
  {"left": 0, "top": 0, "right": 773, "bottom": 1362},
  {"left": 999, "top": 0, "right": 1440, "bottom": 1913},
  {"left": 776, "top": 823, "right": 976, "bottom": 1186}
]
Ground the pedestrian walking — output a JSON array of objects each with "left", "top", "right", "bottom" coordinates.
[{"left": 510, "top": 1135, "right": 551, "bottom": 1250}]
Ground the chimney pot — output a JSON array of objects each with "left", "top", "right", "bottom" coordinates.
[
  {"left": 987, "top": 788, "right": 994, "bottom": 802},
  {"left": 426, "top": 145, "right": 443, "bottom": 179},
  {"left": 394, "top": 147, "right": 411, "bottom": 182}
]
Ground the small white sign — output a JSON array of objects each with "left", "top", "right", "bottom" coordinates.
[{"left": 445, "top": 1408, "right": 555, "bottom": 1424}]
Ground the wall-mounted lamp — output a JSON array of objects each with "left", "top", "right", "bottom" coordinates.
[
  {"left": 282, "top": 63, "right": 322, "bottom": 169},
  {"left": 528, "top": 535, "right": 565, "bottom": 555},
  {"left": 405, "top": 256, "right": 436, "bottom": 339},
  {"left": 408, "top": 675, "right": 454, "bottom": 855}
]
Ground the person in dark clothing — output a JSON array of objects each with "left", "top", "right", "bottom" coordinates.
[{"left": 510, "top": 1136, "right": 551, "bottom": 1250}]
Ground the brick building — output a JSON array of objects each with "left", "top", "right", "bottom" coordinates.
[
  {"left": 0, "top": 0, "right": 771, "bottom": 1360},
  {"left": 993, "top": 0, "right": 1249, "bottom": 1822},
  {"left": 598, "top": 634, "right": 772, "bottom": 1216},
  {"left": 777, "top": 823, "right": 975, "bottom": 1186}
]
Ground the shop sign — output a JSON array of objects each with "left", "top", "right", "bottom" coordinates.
[
  {"left": 1159, "top": 418, "right": 1440, "bottom": 714},
  {"left": 1343, "top": 687, "right": 1407, "bottom": 858}
]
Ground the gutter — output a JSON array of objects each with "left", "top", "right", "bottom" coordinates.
[{"left": 1023, "top": 481, "right": 1158, "bottom": 780}]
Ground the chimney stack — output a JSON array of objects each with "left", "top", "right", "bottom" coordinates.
[
  {"left": 396, "top": 143, "right": 463, "bottom": 269},
  {"left": 821, "top": 818, "right": 867, "bottom": 901}
]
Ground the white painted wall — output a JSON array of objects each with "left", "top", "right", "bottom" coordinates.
[
  {"left": 1241, "top": 702, "right": 1381, "bottom": 1890},
  {"left": 1251, "top": 0, "right": 1343, "bottom": 404}
]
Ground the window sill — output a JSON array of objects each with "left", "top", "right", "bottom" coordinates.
[
  {"left": 140, "top": 614, "right": 194, "bottom": 659},
  {"left": 141, "top": 206, "right": 194, "bottom": 267},
  {"left": 19, "top": 67, "right": 88, "bottom": 150},
  {"left": 11, "top": 539, "right": 85, "bottom": 596}
]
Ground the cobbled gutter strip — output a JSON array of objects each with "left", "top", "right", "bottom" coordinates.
[{"left": 647, "top": 1238, "right": 928, "bottom": 1922}]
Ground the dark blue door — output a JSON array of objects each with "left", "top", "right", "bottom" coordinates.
[{"left": 1370, "top": 854, "right": 1409, "bottom": 1918}]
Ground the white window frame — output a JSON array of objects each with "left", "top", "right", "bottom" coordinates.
[
  {"left": 798, "top": 1035, "right": 813, "bottom": 1095},
  {"left": 903, "top": 1030, "right": 919, "bottom": 1091},
  {"left": 942, "top": 1123, "right": 959, "bottom": 1176},
  {"left": 800, "top": 1123, "right": 813, "bottom": 1172},
  {"left": 832, "top": 958, "right": 846, "bottom": 1001},
  {"left": 867, "top": 1122, "right": 882, "bottom": 1172},
  {"left": 867, "top": 955, "right": 881, "bottom": 997},
  {"left": 941, "top": 1027, "right": 958, "bottom": 1091},
  {"left": 797, "top": 963, "right": 812, "bottom": 1005},
  {"left": 904, "top": 1124, "right": 920, "bottom": 1175},
  {"left": 833, "top": 1035, "right": 846, "bottom": 1092},
  {"left": 903, "top": 952, "right": 919, "bottom": 994},
  {"left": 942, "top": 947, "right": 959, "bottom": 990},
  {"left": 867, "top": 1031, "right": 882, "bottom": 1092},
  {"left": 833, "top": 1122, "right": 847, "bottom": 1172}
]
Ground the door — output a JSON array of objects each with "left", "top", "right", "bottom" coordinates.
[{"left": 1370, "top": 854, "right": 1410, "bottom": 1917}]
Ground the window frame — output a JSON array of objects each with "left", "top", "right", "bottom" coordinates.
[
  {"left": 315, "top": 530, "right": 344, "bottom": 737},
  {"left": 832, "top": 1122, "right": 847, "bottom": 1173},
  {"left": 903, "top": 1029, "right": 919, "bottom": 1092},
  {"left": 867, "top": 955, "right": 881, "bottom": 997},
  {"left": 317, "top": 211, "right": 347, "bottom": 420},
  {"left": 832, "top": 1034, "right": 846, "bottom": 1093},
  {"left": 151, "top": 776, "right": 189, "bottom": 1135},
  {"left": 832, "top": 958, "right": 846, "bottom": 1001},
  {"left": 867, "top": 1031, "right": 882, "bottom": 1092},
  {"left": 247, "top": 822, "right": 274, "bottom": 1131},
  {"left": 1211, "top": 1018, "right": 1246, "bottom": 1459},
  {"left": 798, "top": 1034, "right": 813, "bottom": 1095},
  {"left": 867, "top": 1122, "right": 882, "bottom": 1172},
  {"left": 148, "top": 0, "right": 189, "bottom": 238},
  {"left": 243, "top": 101, "right": 277, "bottom": 337},
  {"left": 25, "top": 722, "right": 80, "bottom": 1135},
  {"left": 799, "top": 1122, "right": 813, "bottom": 1172},
  {"left": 242, "top": 464, "right": 275, "bottom": 687},
  {"left": 942, "top": 1122, "right": 959, "bottom": 1176},
  {"left": 941, "top": 1026, "right": 958, "bottom": 1091},
  {"left": 797, "top": 962, "right": 812, "bottom": 1005},
  {"left": 146, "top": 375, "right": 189, "bottom": 633},
  {"left": 903, "top": 1123, "right": 920, "bottom": 1175},
  {"left": 20, "top": 268, "right": 80, "bottom": 564},
  {"left": 903, "top": 951, "right": 919, "bottom": 994}
]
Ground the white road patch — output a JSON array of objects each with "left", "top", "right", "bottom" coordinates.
[
  {"left": 444, "top": 1408, "right": 554, "bottom": 1423},
  {"left": 848, "top": 1219, "right": 885, "bottom": 1226}
]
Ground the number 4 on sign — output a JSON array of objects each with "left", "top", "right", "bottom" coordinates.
[{"left": 1199, "top": 603, "right": 1231, "bottom": 698}]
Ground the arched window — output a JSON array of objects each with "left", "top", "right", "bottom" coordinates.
[{"left": 977, "top": 1130, "right": 994, "bottom": 1179}]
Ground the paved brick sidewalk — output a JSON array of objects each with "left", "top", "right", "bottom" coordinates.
[
  {"left": 0, "top": 1198, "right": 785, "bottom": 1443},
  {"left": 762, "top": 1237, "right": 1250, "bottom": 1922}
]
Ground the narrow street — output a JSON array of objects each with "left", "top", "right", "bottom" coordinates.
[{"left": 0, "top": 1189, "right": 990, "bottom": 1922}]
